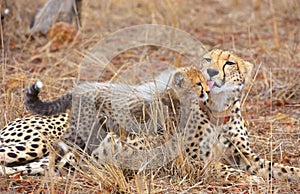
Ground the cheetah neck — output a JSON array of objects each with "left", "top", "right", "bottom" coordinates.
[
  {"left": 204, "top": 90, "right": 241, "bottom": 125},
  {"left": 200, "top": 101, "right": 231, "bottom": 125},
  {"left": 207, "top": 91, "right": 237, "bottom": 113}
]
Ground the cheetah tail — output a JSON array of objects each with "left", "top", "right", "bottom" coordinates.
[{"left": 24, "top": 81, "right": 72, "bottom": 116}]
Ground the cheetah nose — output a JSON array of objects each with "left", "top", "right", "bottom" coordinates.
[{"left": 207, "top": 68, "right": 219, "bottom": 77}]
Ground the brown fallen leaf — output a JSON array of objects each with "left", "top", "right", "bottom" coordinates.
[
  {"left": 47, "top": 22, "right": 78, "bottom": 51},
  {"left": 2, "top": 75, "right": 26, "bottom": 91}
]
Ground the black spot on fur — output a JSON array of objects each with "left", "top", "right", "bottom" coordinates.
[
  {"left": 7, "top": 152, "right": 18, "bottom": 158},
  {"left": 16, "top": 146, "right": 26, "bottom": 151},
  {"left": 281, "top": 168, "right": 288, "bottom": 173},
  {"left": 23, "top": 126, "right": 29, "bottom": 129},
  {"left": 31, "top": 144, "right": 39, "bottom": 148},
  {"left": 18, "top": 158, "right": 27, "bottom": 162},
  {"left": 42, "top": 148, "right": 48, "bottom": 154},
  {"left": 246, "top": 165, "right": 251, "bottom": 171},
  {"left": 260, "top": 163, "right": 264, "bottom": 169},
  {"left": 26, "top": 152, "right": 38, "bottom": 157},
  {"left": 290, "top": 167, "right": 294, "bottom": 172},
  {"left": 32, "top": 138, "right": 40, "bottom": 142},
  {"left": 113, "top": 144, "right": 118, "bottom": 150},
  {"left": 205, "top": 151, "right": 210, "bottom": 157},
  {"left": 101, "top": 148, "right": 107, "bottom": 156}
]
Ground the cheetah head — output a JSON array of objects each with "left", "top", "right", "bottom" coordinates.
[
  {"left": 172, "top": 66, "right": 210, "bottom": 103},
  {"left": 202, "top": 49, "right": 253, "bottom": 112}
]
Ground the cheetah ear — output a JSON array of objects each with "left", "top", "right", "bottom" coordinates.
[
  {"left": 173, "top": 71, "right": 185, "bottom": 88},
  {"left": 239, "top": 61, "right": 253, "bottom": 84}
]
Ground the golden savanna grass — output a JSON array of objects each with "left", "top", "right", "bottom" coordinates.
[{"left": 0, "top": 0, "right": 300, "bottom": 193}]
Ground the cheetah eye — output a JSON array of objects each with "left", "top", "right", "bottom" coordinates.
[
  {"left": 225, "top": 61, "right": 236, "bottom": 66},
  {"left": 204, "top": 58, "right": 211, "bottom": 63},
  {"left": 196, "top": 82, "right": 202, "bottom": 87}
]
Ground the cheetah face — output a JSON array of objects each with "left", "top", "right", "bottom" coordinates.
[
  {"left": 173, "top": 66, "right": 210, "bottom": 102},
  {"left": 202, "top": 49, "right": 253, "bottom": 111}
]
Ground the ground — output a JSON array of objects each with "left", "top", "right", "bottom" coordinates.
[{"left": 0, "top": 0, "right": 300, "bottom": 193}]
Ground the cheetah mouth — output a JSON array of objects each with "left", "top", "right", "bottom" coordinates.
[{"left": 207, "top": 80, "right": 221, "bottom": 90}]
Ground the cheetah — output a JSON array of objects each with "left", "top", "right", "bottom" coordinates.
[
  {"left": 24, "top": 66, "right": 211, "bottom": 152},
  {"left": 0, "top": 113, "right": 73, "bottom": 175},
  {"left": 0, "top": 66, "right": 210, "bottom": 175},
  {"left": 201, "top": 49, "right": 300, "bottom": 181}
]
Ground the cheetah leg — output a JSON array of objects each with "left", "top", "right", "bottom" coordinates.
[
  {"left": 243, "top": 153, "right": 300, "bottom": 182},
  {"left": 0, "top": 156, "right": 49, "bottom": 175},
  {"left": 92, "top": 132, "right": 183, "bottom": 170},
  {"left": 0, "top": 152, "right": 79, "bottom": 176},
  {"left": 64, "top": 90, "right": 102, "bottom": 153},
  {"left": 93, "top": 132, "right": 144, "bottom": 170},
  {"left": 91, "top": 132, "right": 123, "bottom": 164},
  {"left": 222, "top": 100, "right": 300, "bottom": 181},
  {"left": 0, "top": 140, "right": 78, "bottom": 176},
  {"left": 208, "top": 161, "right": 263, "bottom": 184},
  {"left": 0, "top": 141, "right": 49, "bottom": 164}
]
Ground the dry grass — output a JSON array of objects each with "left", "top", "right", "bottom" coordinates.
[{"left": 1, "top": 0, "right": 300, "bottom": 193}]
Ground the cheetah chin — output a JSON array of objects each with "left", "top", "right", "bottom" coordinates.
[{"left": 206, "top": 80, "right": 242, "bottom": 112}]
